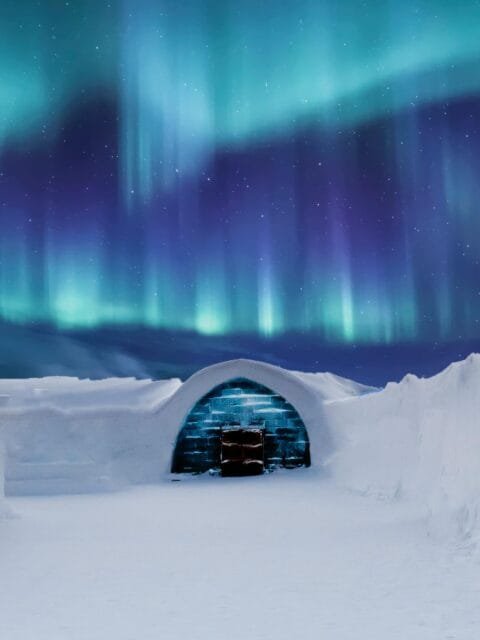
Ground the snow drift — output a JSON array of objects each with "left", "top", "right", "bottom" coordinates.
[
  {"left": 325, "top": 353, "right": 480, "bottom": 545},
  {"left": 0, "top": 420, "right": 6, "bottom": 516}
]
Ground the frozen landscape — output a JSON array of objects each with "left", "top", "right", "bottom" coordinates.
[{"left": 1, "top": 355, "right": 480, "bottom": 639}]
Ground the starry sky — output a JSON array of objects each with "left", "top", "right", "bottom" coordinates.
[{"left": 1, "top": 0, "right": 480, "bottom": 380}]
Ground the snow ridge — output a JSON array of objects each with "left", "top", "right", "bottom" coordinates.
[{"left": 326, "top": 352, "right": 480, "bottom": 546}]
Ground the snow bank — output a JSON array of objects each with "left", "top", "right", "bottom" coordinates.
[
  {"left": 0, "top": 420, "right": 6, "bottom": 516},
  {"left": 326, "top": 353, "right": 480, "bottom": 545},
  {"left": 294, "top": 370, "right": 377, "bottom": 401},
  {"left": 0, "top": 376, "right": 181, "bottom": 410},
  {"left": 1, "top": 377, "right": 182, "bottom": 495},
  {"left": 0, "top": 435, "right": 3, "bottom": 495}
]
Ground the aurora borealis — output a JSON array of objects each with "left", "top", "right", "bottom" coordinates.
[{"left": 1, "top": 1, "right": 480, "bottom": 364}]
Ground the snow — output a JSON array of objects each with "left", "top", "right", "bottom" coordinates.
[
  {"left": 1, "top": 475, "right": 480, "bottom": 640},
  {"left": 1, "top": 355, "right": 480, "bottom": 637},
  {"left": 2, "top": 358, "right": 369, "bottom": 496},
  {"left": 294, "top": 369, "right": 377, "bottom": 400},
  {"left": 325, "top": 353, "right": 480, "bottom": 545},
  {"left": 1, "top": 377, "right": 182, "bottom": 495},
  {"left": 0, "top": 376, "right": 181, "bottom": 410},
  {"left": 0, "top": 423, "right": 4, "bottom": 514}
]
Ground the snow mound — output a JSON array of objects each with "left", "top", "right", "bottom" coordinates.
[
  {"left": 326, "top": 353, "right": 480, "bottom": 546},
  {"left": 294, "top": 370, "right": 377, "bottom": 401},
  {"left": 0, "top": 424, "right": 7, "bottom": 516}
]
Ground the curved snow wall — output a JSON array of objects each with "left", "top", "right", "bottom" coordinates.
[{"left": 172, "top": 378, "right": 310, "bottom": 474}]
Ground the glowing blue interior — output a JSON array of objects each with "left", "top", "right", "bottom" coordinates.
[{"left": 172, "top": 377, "right": 310, "bottom": 473}]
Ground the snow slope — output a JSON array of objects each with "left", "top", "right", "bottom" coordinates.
[
  {"left": 0, "top": 423, "right": 4, "bottom": 506},
  {"left": 326, "top": 353, "right": 480, "bottom": 544},
  {"left": 294, "top": 369, "right": 377, "bottom": 400}
]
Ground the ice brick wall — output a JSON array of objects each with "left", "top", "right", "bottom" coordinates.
[{"left": 172, "top": 378, "right": 310, "bottom": 473}]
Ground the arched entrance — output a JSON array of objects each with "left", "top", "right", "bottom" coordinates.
[{"left": 171, "top": 377, "right": 310, "bottom": 475}]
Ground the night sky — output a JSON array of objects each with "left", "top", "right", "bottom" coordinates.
[{"left": 1, "top": 0, "right": 480, "bottom": 383}]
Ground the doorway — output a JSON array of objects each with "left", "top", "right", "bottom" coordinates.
[
  {"left": 220, "top": 427, "right": 264, "bottom": 476},
  {"left": 171, "top": 377, "right": 310, "bottom": 474}
]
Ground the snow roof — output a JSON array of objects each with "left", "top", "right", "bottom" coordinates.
[{"left": 0, "top": 376, "right": 181, "bottom": 412}]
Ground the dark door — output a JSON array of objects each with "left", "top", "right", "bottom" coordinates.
[{"left": 220, "top": 427, "right": 264, "bottom": 476}]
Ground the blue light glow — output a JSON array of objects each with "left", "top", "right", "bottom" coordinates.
[{"left": 0, "top": 1, "right": 479, "bottom": 344}]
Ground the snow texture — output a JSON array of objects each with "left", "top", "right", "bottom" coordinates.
[
  {"left": 2, "top": 478, "right": 480, "bottom": 640},
  {"left": 0, "top": 423, "right": 4, "bottom": 504},
  {"left": 326, "top": 353, "right": 480, "bottom": 546}
]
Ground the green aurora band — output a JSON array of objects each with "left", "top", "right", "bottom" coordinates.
[{"left": 0, "top": 0, "right": 479, "bottom": 342}]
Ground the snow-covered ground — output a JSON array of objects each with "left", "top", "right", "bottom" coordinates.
[{"left": 1, "top": 473, "right": 480, "bottom": 640}]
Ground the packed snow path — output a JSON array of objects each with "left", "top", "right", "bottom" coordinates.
[{"left": 1, "top": 473, "right": 479, "bottom": 640}]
